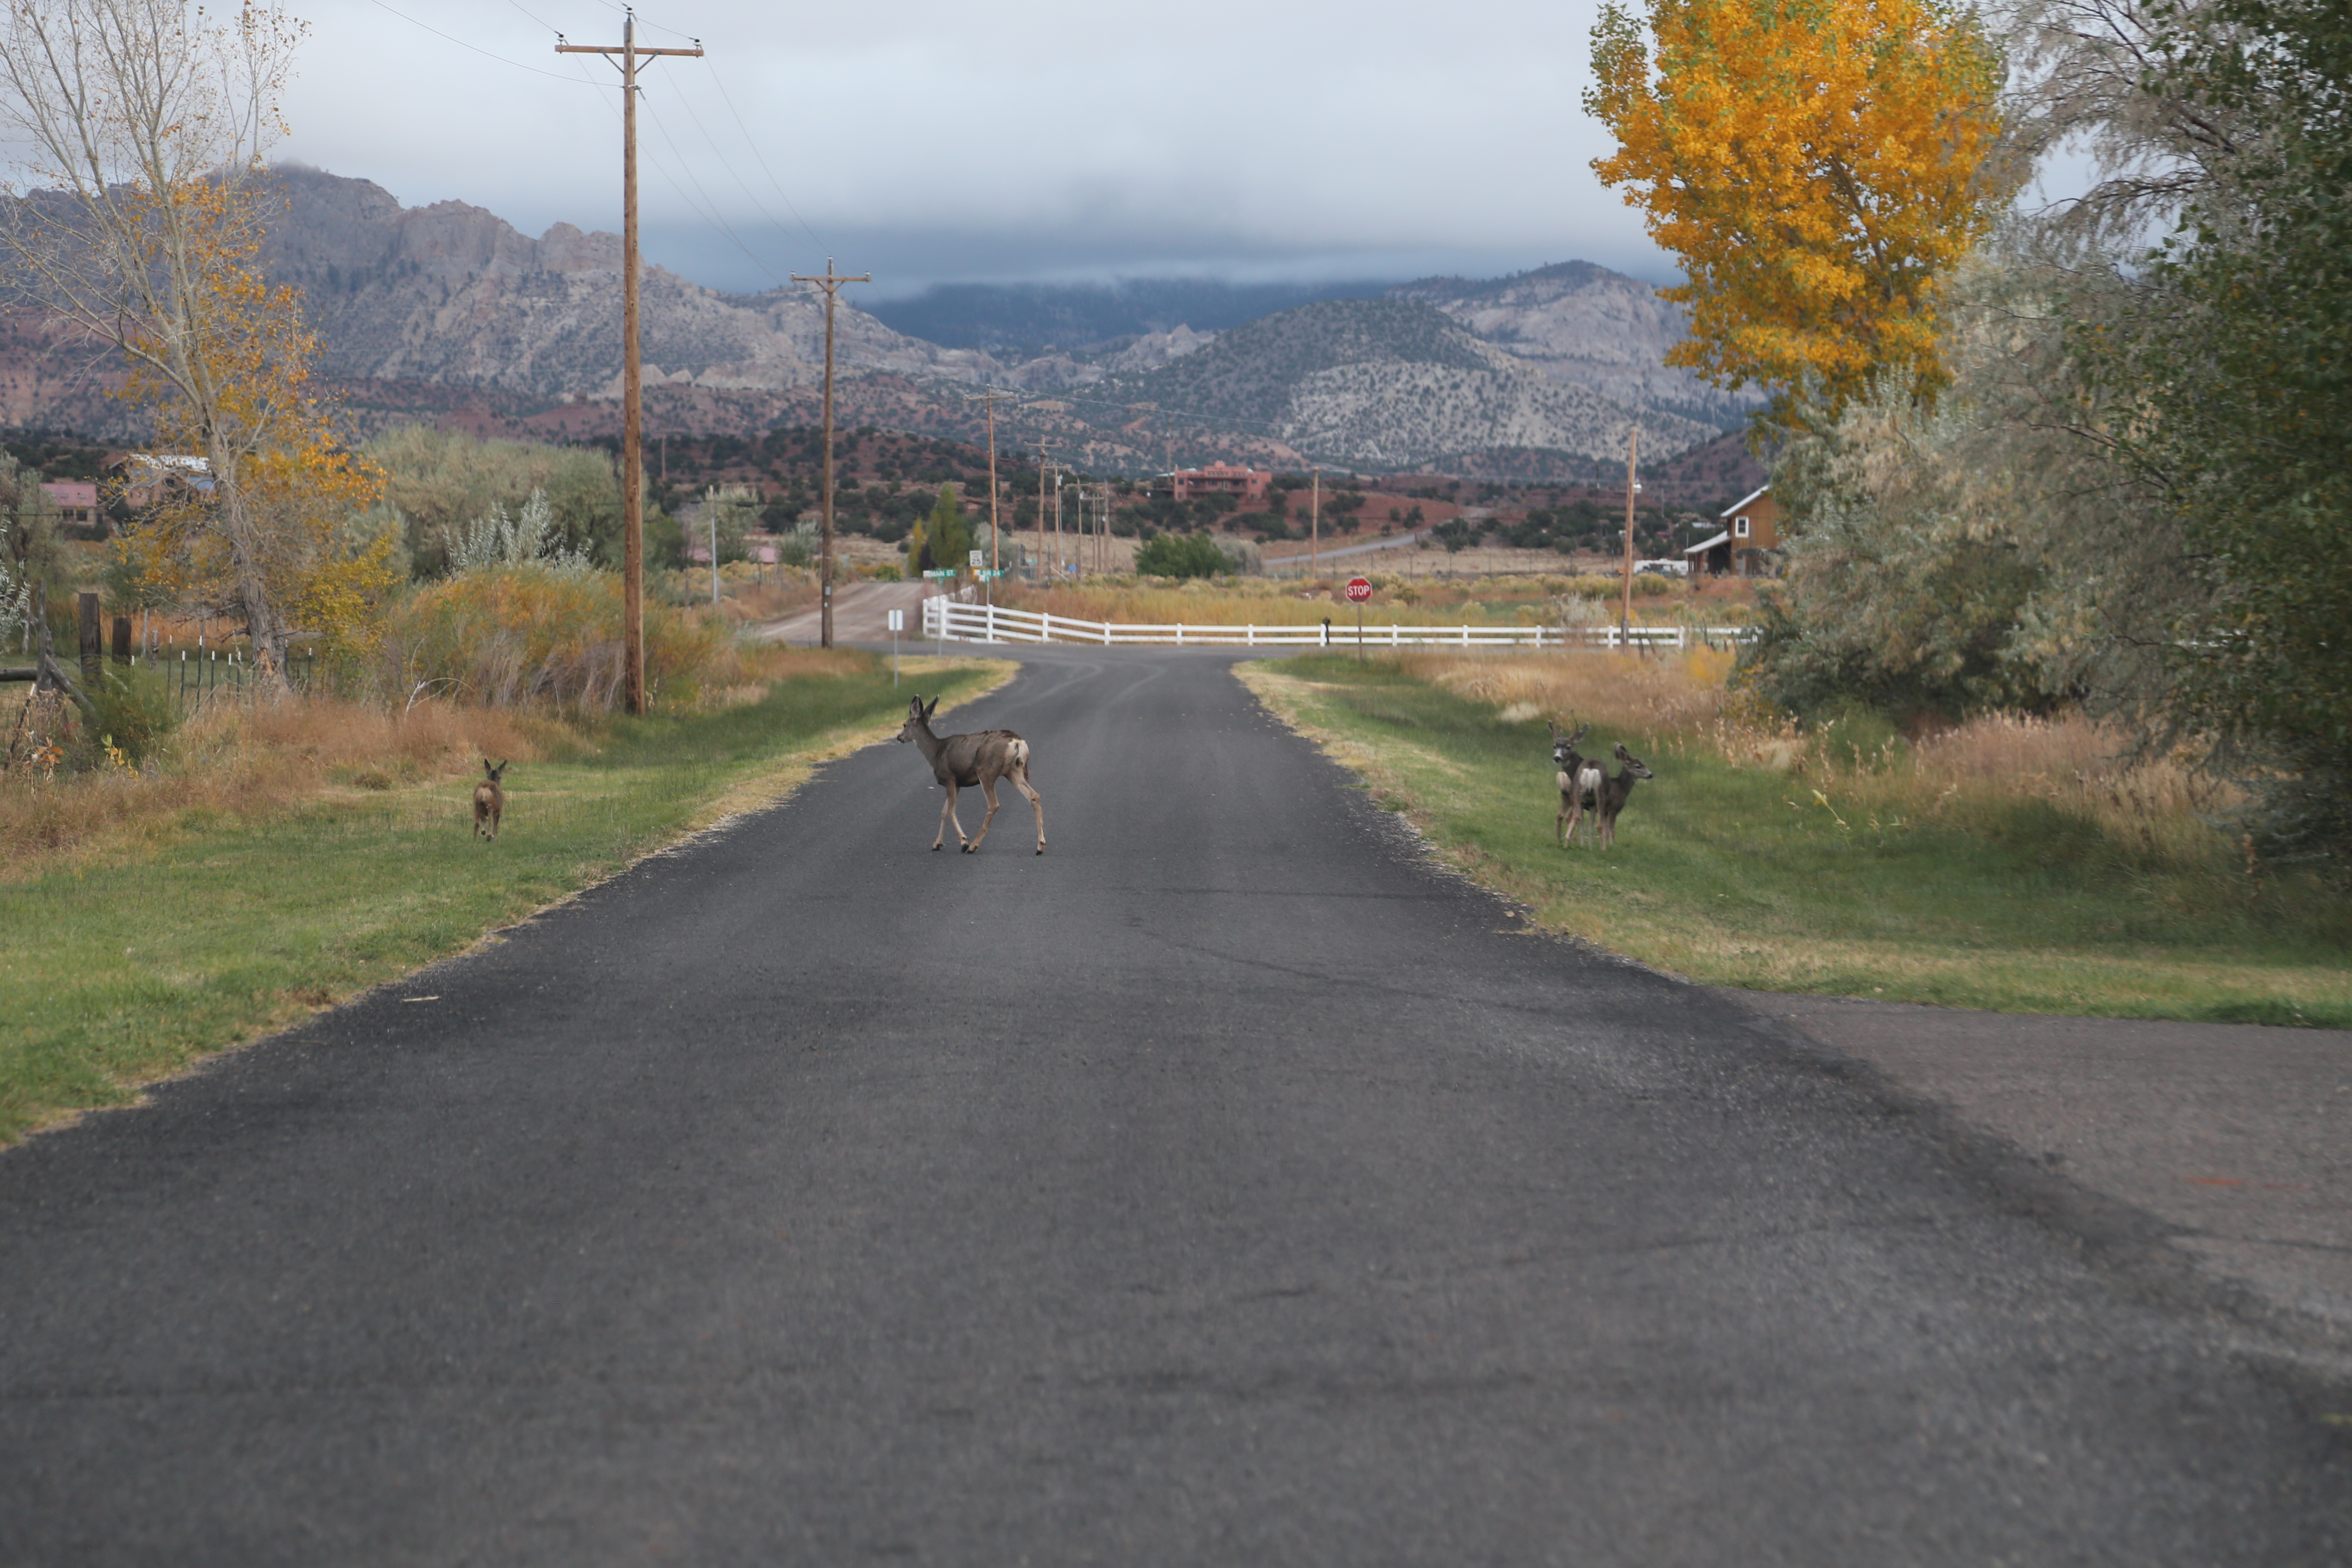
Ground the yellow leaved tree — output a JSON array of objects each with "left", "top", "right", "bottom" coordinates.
[
  {"left": 0, "top": 0, "right": 393, "bottom": 692},
  {"left": 1585, "top": 0, "right": 2006, "bottom": 431}
]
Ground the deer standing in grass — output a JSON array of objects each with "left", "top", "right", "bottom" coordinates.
[
  {"left": 473, "top": 760, "right": 508, "bottom": 841},
  {"left": 1550, "top": 720, "right": 1605, "bottom": 848},
  {"left": 1592, "top": 744, "right": 1655, "bottom": 850},
  {"left": 896, "top": 696, "right": 1045, "bottom": 854}
]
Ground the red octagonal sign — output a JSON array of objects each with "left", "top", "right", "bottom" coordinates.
[{"left": 1345, "top": 576, "right": 1374, "bottom": 603}]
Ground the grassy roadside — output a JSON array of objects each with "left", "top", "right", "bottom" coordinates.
[
  {"left": 1240, "top": 655, "right": 2352, "bottom": 1026},
  {"left": 0, "top": 655, "right": 1011, "bottom": 1144}
]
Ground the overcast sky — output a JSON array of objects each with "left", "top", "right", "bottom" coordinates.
[{"left": 282, "top": 0, "right": 1670, "bottom": 297}]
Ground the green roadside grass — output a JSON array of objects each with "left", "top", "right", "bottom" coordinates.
[
  {"left": 1241, "top": 655, "right": 2352, "bottom": 1026},
  {"left": 0, "top": 655, "right": 1009, "bottom": 1144}
]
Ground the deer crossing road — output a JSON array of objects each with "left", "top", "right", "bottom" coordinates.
[{"left": 0, "top": 647, "right": 2343, "bottom": 1563}]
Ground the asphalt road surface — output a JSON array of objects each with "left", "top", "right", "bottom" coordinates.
[{"left": 2, "top": 649, "right": 2346, "bottom": 1565}]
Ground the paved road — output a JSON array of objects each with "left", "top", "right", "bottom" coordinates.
[
  {"left": 2, "top": 649, "right": 2346, "bottom": 1565},
  {"left": 755, "top": 579, "right": 935, "bottom": 646}
]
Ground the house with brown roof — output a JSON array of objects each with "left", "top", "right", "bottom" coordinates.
[{"left": 1683, "top": 484, "right": 1783, "bottom": 576}]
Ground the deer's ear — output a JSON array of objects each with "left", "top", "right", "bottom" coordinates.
[{"left": 923, "top": 698, "right": 939, "bottom": 720}]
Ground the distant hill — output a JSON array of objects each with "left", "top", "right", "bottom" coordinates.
[
  {"left": 0, "top": 168, "right": 1749, "bottom": 475},
  {"left": 864, "top": 278, "right": 1390, "bottom": 359},
  {"left": 1092, "top": 299, "right": 1718, "bottom": 468},
  {"left": 254, "top": 166, "right": 992, "bottom": 401},
  {"left": 1390, "top": 261, "right": 1762, "bottom": 431}
]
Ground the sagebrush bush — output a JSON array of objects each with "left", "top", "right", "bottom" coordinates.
[
  {"left": 84, "top": 665, "right": 178, "bottom": 763},
  {"left": 377, "top": 564, "right": 739, "bottom": 710}
]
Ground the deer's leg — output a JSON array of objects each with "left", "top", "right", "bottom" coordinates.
[
  {"left": 935, "top": 784, "right": 961, "bottom": 850},
  {"left": 965, "top": 775, "right": 1001, "bottom": 852},
  {"left": 1012, "top": 764, "right": 1044, "bottom": 854}
]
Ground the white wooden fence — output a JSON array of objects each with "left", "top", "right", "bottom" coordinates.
[{"left": 922, "top": 597, "right": 1756, "bottom": 651}]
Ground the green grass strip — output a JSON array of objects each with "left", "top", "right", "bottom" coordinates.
[
  {"left": 1243, "top": 655, "right": 2352, "bottom": 1027},
  {"left": 0, "top": 656, "right": 1008, "bottom": 1144}
]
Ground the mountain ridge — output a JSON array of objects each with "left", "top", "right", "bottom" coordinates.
[{"left": 0, "top": 168, "right": 1749, "bottom": 475}]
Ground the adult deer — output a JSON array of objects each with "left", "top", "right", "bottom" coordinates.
[
  {"left": 895, "top": 695, "right": 1046, "bottom": 854},
  {"left": 472, "top": 759, "right": 508, "bottom": 841},
  {"left": 1550, "top": 719, "right": 1604, "bottom": 848},
  {"left": 1594, "top": 744, "right": 1656, "bottom": 850}
]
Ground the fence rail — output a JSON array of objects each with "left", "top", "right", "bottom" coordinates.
[{"left": 921, "top": 597, "right": 1757, "bottom": 652}]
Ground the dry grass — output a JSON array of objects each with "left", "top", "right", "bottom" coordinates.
[
  {"left": 1409, "top": 649, "right": 1739, "bottom": 736},
  {"left": 377, "top": 567, "right": 741, "bottom": 710},
  {"left": 996, "top": 571, "right": 1712, "bottom": 630},
  {"left": 1243, "top": 652, "right": 2350, "bottom": 1023},
  {"left": 707, "top": 567, "right": 822, "bottom": 625},
  {"left": 0, "top": 695, "right": 542, "bottom": 881},
  {"left": 1379, "top": 649, "right": 2232, "bottom": 872}
]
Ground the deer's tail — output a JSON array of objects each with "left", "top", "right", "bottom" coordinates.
[{"left": 1007, "top": 737, "right": 1030, "bottom": 772}]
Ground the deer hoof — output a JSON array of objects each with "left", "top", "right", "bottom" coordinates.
[{"left": 931, "top": 842, "right": 943, "bottom": 851}]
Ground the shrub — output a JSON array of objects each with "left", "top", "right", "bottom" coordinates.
[
  {"left": 85, "top": 665, "right": 178, "bottom": 763},
  {"left": 377, "top": 564, "right": 737, "bottom": 710},
  {"left": 1134, "top": 532, "right": 1232, "bottom": 580}
]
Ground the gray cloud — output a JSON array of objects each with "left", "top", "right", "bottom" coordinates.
[{"left": 287, "top": 0, "right": 1669, "bottom": 294}]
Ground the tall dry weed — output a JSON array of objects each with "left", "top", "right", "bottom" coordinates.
[
  {"left": 378, "top": 566, "right": 741, "bottom": 710},
  {"left": 1396, "top": 649, "right": 2232, "bottom": 870},
  {"left": 1405, "top": 649, "right": 1739, "bottom": 740},
  {"left": 0, "top": 695, "right": 538, "bottom": 879}
]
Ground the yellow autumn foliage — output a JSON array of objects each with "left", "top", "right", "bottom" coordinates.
[
  {"left": 121, "top": 175, "right": 396, "bottom": 667},
  {"left": 1586, "top": 0, "right": 2004, "bottom": 426}
]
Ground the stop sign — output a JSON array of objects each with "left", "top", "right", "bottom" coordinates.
[{"left": 1345, "top": 576, "right": 1374, "bottom": 603}]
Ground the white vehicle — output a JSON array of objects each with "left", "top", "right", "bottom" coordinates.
[{"left": 1634, "top": 559, "right": 1690, "bottom": 578}]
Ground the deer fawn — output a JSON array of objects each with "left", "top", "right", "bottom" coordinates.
[
  {"left": 473, "top": 760, "right": 508, "bottom": 840},
  {"left": 1550, "top": 719, "right": 1605, "bottom": 848},
  {"left": 1593, "top": 744, "right": 1655, "bottom": 850},
  {"left": 896, "top": 696, "right": 1045, "bottom": 854}
]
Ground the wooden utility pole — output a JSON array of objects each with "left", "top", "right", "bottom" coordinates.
[
  {"left": 558, "top": 18, "right": 703, "bottom": 714},
  {"left": 1620, "top": 426, "right": 1639, "bottom": 647},
  {"left": 1310, "top": 468, "right": 1320, "bottom": 576},
  {"left": 790, "top": 259, "right": 872, "bottom": 646},
  {"left": 1034, "top": 449, "right": 1054, "bottom": 586},
  {"left": 964, "top": 390, "right": 1002, "bottom": 575}
]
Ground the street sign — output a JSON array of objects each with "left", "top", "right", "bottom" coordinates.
[
  {"left": 887, "top": 609, "right": 903, "bottom": 632},
  {"left": 974, "top": 570, "right": 1004, "bottom": 581},
  {"left": 922, "top": 568, "right": 958, "bottom": 581},
  {"left": 1345, "top": 576, "right": 1374, "bottom": 603},
  {"left": 969, "top": 550, "right": 984, "bottom": 569}
]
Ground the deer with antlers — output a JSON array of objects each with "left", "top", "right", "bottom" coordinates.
[
  {"left": 1550, "top": 720, "right": 1605, "bottom": 849},
  {"left": 896, "top": 696, "right": 1046, "bottom": 855}
]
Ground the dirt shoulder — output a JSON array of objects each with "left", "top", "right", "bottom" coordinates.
[{"left": 1735, "top": 989, "right": 2352, "bottom": 1351}]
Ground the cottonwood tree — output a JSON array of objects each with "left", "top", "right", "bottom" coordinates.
[
  {"left": 1585, "top": 0, "right": 2007, "bottom": 432},
  {"left": 0, "top": 0, "right": 390, "bottom": 692},
  {"left": 2087, "top": 0, "right": 2352, "bottom": 865}
]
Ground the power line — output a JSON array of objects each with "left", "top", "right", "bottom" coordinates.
[
  {"left": 705, "top": 64, "right": 830, "bottom": 260},
  {"left": 363, "top": 0, "right": 602, "bottom": 85},
  {"left": 639, "top": 93, "right": 788, "bottom": 285},
  {"left": 667, "top": 76, "right": 824, "bottom": 270}
]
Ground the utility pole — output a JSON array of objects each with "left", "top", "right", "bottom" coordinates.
[
  {"left": 790, "top": 258, "right": 872, "bottom": 646},
  {"left": 558, "top": 15, "right": 702, "bottom": 715},
  {"left": 1620, "top": 426, "right": 1639, "bottom": 647},
  {"left": 1035, "top": 449, "right": 1054, "bottom": 586},
  {"left": 1310, "top": 467, "right": 1320, "bottom": 577},
  {"left": 964, "top": 389, "right": 1003, "bottom": 576}
]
